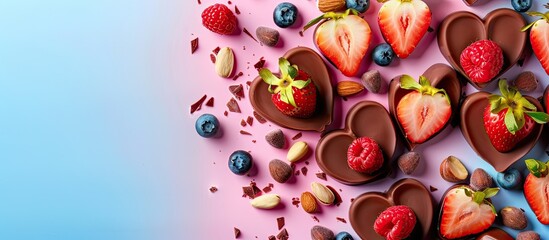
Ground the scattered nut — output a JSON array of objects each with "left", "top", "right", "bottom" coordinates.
[
  {"left": 440, "top": 156, "right": 469, "bottom": 182},
  {"left": 269, "top": 159, "right": 293, "bottom": 183},
  {"left": 287, "top": 141, "right": 308, "bottom": 163},
  {"left": 250, "top": 194, "right": 281, "bottom": 209},
  {"left": 311, "top": 182, "right": 335, "bottom": 205},
  {"left": 265, "top": 129, "right": 285, "bottom": 149},
  {"left": 317, "top": 0, "right": 346, "bottom": 13},
  {"left": 337, "top": 81, "right": 365, "bottom": 97},
  {"left": 256, "top": 26, "right": 280, "bottom": 47},
  {"left": 311, "top": 225, "right": 335, "bottom": 240},
  {"left": 398, "top": 151, "right": 420, "bottom": 175},
  {"left": 361, "top": 70, "right": 387, "bottom": 94},
  {"left": 500, "top": 206, "right": 527, "bottom": 230},
  {"left": 513, "top": 71, "right": 538, "bottom": 92},
  {"left": 470, "top": 168, "right": 493, "bottom": 191},
  {"left": 516, "top": 231, "right": 540, "bottom": 240},
  {"left": 215, "top": 47, "right": 234, "bottom": 78},
  {"left": 301, "top": 191, "right": 318, "bottom": 213}
]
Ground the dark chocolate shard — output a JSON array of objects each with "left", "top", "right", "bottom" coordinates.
[{"left": 190, "top": 95, "right": 207, "bottom": 114}]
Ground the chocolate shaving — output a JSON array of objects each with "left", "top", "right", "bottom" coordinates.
[
  {"left": 312, "top": 216, "right": 319, "bottom": 222},
  {"left": 227, "top": 98, "right": 241, "bottom": 113},
  {"left": 292, "top": 132, "right": 302, "bottom": 140},
  {"left": 246, "top": 81, "right": 252, "bottom": 86},
  {"left": 428, "top": 26, "right": 434, "bottom": 33},
  {"left": 299, "top": 31, "right": 304, "bottom": 37},
  {"left": 316, "top": 172, "right": 327, "bottom": 181},
  {"left": 254, "top": 111, "right": 267, "bottom": 123},
  {"left": 246, "top": 116, "right": 253, "bottom": 126},
  {"left": 305, "top": 161, "right": 309, "bottom": 165},
  {"left": 232, "top": 71, "right": 243, "bottom": 80},
  {"left": 209, "top": 186, "right": 218, "bottom": 193},
  {"left": 351, "top": 198, "right": 355, "bottom": 202},
  {"left": 197, "top": 0, "right": 201, "bottom": 4},
  {"left": 291, "top": 197, "right": 300, "bottom": 208},
  {"left": 210, "top": 54, "right": 216, "bottom": 63},
  {"left": 243, "top": 27, "right": 258, "bottom": 43},
  {"left": 294, "top": 170, "right": 300, "bottom": 176},
  {"left": 545, "top": 3, "right": 549, "bottom": 9},
  {"left": 252, "top": 140, "right": 256, "bottom": 143},
  {"left": 213, "top": 47, "right": 220, "bottom": 54},
  {"left": 276, "top": 228, "right": 288, "bottom": 240},
  {"left": 430, "top": 185, "right": 438, "bottom": 192},
  {"left": 205, "top": 97, "right": 214, "bottom": 107},
  {"left": 327, "top": 185, "right": 342, "bottom": 207},
  {"left": 518, "top": 58, "right": 525, "bottom": 67},
  {"left": 254, "top": 57, "right": 265, "bottom": 71},
  {"left": 342, "top": 96, "right": 348, "bottom": 101},
  {"left": 229, "top": 84, "right": 244, "bottom": 100},
  {"left": 190, "top": 94, "right": 207, "bottom": 114},
  {"left": 191, "top": 38, "right": 199, "bottom": 54},
  {"left": 277, "top": 217, "right": 285, "bottom": 230},
  {"left": 235, "top": 5, "right": 240, "bottom": 14},
  {"left": 250, "top": 181, "right": 262, "bottom": 195},
  {"left": 240, "top": 119, "right": 247, "bottom": 127},
  {"left": 263, "top": 185, "right": 272, "bottom": 193},
  {"left": 224, "top": 111, "right": 228, "bottom": 116},
  {"left": 336, "top": 217, "right": 347, "bottom": 223},
  {"left": 240, "top": 130, "right": 252, "bottom": 135},
  {"left": 301, "top": 166, "right": 308, "bottom": 176},
  {"left": 242, "top": 186, "right": 256, "bottom": 199},
  {"left": 234, "top": 227, "right": 241, "bottom": 238},
  {"left": 268, "top": 236, "right": 276, "bottom": 240}
]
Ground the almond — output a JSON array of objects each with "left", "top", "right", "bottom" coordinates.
[
  {"left": 317, "top": 0, "right": 346, "bottom": 13},
  {"left": 513, "top": 71, "right": 538, "bottom": 92},
  {"left": 500, "top": 206, "right": 527, "bottom": 230},
  {"left": 440, "top": 156, "right": 468, "bottom": 182},
  {"left": 517, "top": 231, "right": 540, "bottom": 240},
  {"left": 250, "top": 194, "right": 280, "bottom": 209},
  {"left": 311, "top": 182, "right": 335, "bottom": 205},
  {"left": 470, "top": 168, "right": 493, "bottom": 191},
  {"left": 269, "top": 159, "right": 293, "bottom": 183},
  {"left": 215, "top": 47, "right": 234, "bottom": 78},
  {"left": 287, "top": 141, "right": 308, "bottom": 163},
  {"left": 301, "top": 191, "right": 318, "bottom": 213},
  {"left": 337, "top": 81, "right": 364, "bottom": 97},
  {"left": 397, "top": 151, "right": 420, "bottom": 175},
  {"left": 310, "top": 225, "right": 335, "bottom": 240}
]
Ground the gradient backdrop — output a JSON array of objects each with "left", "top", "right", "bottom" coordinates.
[{"left": 0, "top": 0, "right": 548, "bottom": 239}]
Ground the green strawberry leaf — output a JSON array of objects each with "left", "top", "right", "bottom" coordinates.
[
  {"left": 518, "top": 97, "right": 537, "bottom": 111},
  {"left": 498, "top": 80, "right": 510, "bottom": 97},
  {"left": 488, "top": 95, "right": 503, "bottom": 113},
  {"left": 525, "top": 111, "right": 549, "bottom": 124},
  {"left": 279, "top": 58, "right": 290, "bottom": 78},
  {"left": 419, "top": 75, "right": 431, "bottom": 87},
  {"left": 525, "top": 159, "right": 548, "bottom": 178},
  {"left": 486, "top": 201, "right": 497, "bottom": 215},
  {"left": 259, "top": 68, "right": 281, "bottom": 93},
  {"left": 463, "top": 188, "right": 472, "bottom": 197},
  {"left": 399, "top": 75, "right": 422, "bottom": 91},
  {"left": 504, "top": 107, "right": 519, "bottom": 134},
  {"left": 292, "top": 79, "right": 310, "bottom": 89},
  {"left": 288, "top": 65, "right": 298, "bottom": 79},
  {"left": 483, "top": 188, "right": 500, "bottom": 198},
  {"left": 284, "top": 87, "right": 296, "bottom": 107},
  {"left": 473, "top": 191, "right": 486, "bottom": 204}
]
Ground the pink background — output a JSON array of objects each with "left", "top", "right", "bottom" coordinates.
[{"left": 185, "top": 0, "right": 549, "bottom": 239}]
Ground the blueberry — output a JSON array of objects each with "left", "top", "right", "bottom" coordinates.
[
  {"left": 273, "top": 2, "right": 298, "bottom": 28},
  {"left": 228, "top": 150, "right": 253, "bottom": 175},
  {"left": 195, "top": 114, "right": 219, "bottom": 138},
  {"left": 335, "top": 231, "right": 354, "bottom": 240},
  {"left": 372, "top": 43, "right": 395, "bottom": 66},
  {"left": 496, "top": 168, "right": 523, "bottom": 190},
  {"left": 346, "top": 0, "right": 370, "bottom": 13},
  {"left": 511, "top": 0, "right": 531, "bottom": 12}
]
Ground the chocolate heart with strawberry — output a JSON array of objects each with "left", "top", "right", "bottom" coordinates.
[
  {"left": 439, "top": 186, "right": 499, "bottom": 239},
  {"left": 483, "top": 80, "right": 549, "bottom": 153},
  {"left": 396, "top": 75, "right": 451, "bottom": 145},
  {"left": 259, "top": 58, "right": 317, "bottom": 118},
  {"left": 378, "top": 0, "right": 432, "bottom": 59},
  {"left": 521, "top": 9, "right": 549, "bottom": 75},
  {"left": 524, "top": 159, "right": 549, "bottom": 225},
  {"left": 303, "top": 9, "right": 371, "bottom": 77}
]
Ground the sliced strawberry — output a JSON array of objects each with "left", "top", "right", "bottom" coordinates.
[
  {"left": 525, "top": 14, "right": 549, "bottom": 75},
  {"left": 524, "top": 159, "right": 549, "bottom": 225},
  {"left": 306, "top": 10, "right": 371, "bottom": 77},
  {"left": 378, "top": 0, "right": 432, "bottom": 59},
  {"left": 439, "top": 187, "right": 498, "bottom": 239},
  {"left": 396, "top": 75, "right": 451, "bottom": 144}
]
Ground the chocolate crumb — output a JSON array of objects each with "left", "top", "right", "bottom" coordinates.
[
  {"left": 254, "top": 111, "right": 267, "bottom": 123},
  {"left": 234, "top": 227, "right": 240, "bottom": 238},
  {"left": 291, "top": 132, "right": 302, "bottom": 140},
  {"left": 428, "top": 26, "right": 434, "bottom": 32},
  {"left": 246, "top": 116, "right": 253, "bottom": 126},
  {"left": 235, "top": 5, "right": 240, "bottom": 14},
  {"left": 246, "top": 81, "right": 252, "bottom": 86},
  {"left": 430, "top": 185, "right": 438, "bottom": 192},
  {"left": 243, "top": 27, "right": 259, "bottom": 43},
  {"left": 342, "top": 96, "right": 348, "bottom": 101},
  {"left": 232, "top": 71, "right": 243, "bottom": 81},
  {"left": 305, "top": 161, "right": 309, "bottom": 165},
  {"left": 243, "top": 186, "right": 255, "bottom": 199},
  {"left": 351, "top": 198, "right": 355, "bottom": 202},
  {"left": 227, "top": 1, "right": 232, "bottom": 4},
  {"left": 209, "top": 186, "right": 218, "bottom": 193},
  {"left": 191, "top": 38, "right": 199, "bottom": 54},
  {"left": 263, "top": 185, "right": 272, "bottom": 193},
  {"left": 295, "top": 170, "right": 300, "bottom": 176},
  {"left": 336, "top": 217, "right": 347, "bottom": 223},
  {"left": 268, "top": 236, "right": 276, "bottom": 240},
  {"left": 190, "top": 94, "right": 207, "bottom": 114},
  {"left": 312, "top": 216, "right": 319, "bottom": 222},
  {"left": 291, "top": 197, "right": 300, "bottom": 208},
  {"left": 205, "top": 97, "right": 214, "bottom": 107},
  {"left": 254, "top": 57, "right": 266, "bottom": 71},
  {"left": 224, "top": 111, "right": 228, "bottom": 116},
  {"left": 210, "top": 54, "right": 216, "bottom": 63},
  {"left": 229, "top": 84, "right": 244, "bottom": 100},
  {"left": 327, "top": 185, "right": 342, "bottom": 207},
  {"left": 252, "top": 140, "right": 256, "bottom": 143},
  {"left": 197, "top": 0, "right": 201, "bottom": 4},
  {"left": 518, "top": 58, "right": 525, "bottom": 67},
  {"left": 227, "top": 98, "right": 241, "bottom": 113},
  {"left": 240, "top": 130, "right": 252, "bottom": 135},
  {"left": 316, "top": 172, "right": 327, "bottom": 181},
  {"left": 241, "top": 119, "right": 247, "bottom": 127},
  {"left": 301, "top": 166, "right": 308, "bottom": 176},
  {"left": 299, "top": 31, "right": 304, "bottom": 37},
  {"left": 545, "top": 3, "right": 549, "bottom": 9},
  {"left": 213, "top": 47, "right": 221, "bottom": 54},
  {"left": 277, "top": 217, "right": 285, "bottom": 230},
  {"left": 276, "top": 228, "right": 289, "bottom": 240}
]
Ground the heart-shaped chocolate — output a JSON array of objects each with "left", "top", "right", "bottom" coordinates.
[
  {"left": 475, "top": 228, "right": 513, "bottom": 240},
  {"left": 315, "top": 101, "right": 397, "bottom": 185},
  {"left": 389, "top": 63, "right": 463, "bottom": 150},
  {"left": 249, "top": 47, "right": 333, "bottom": 132},
  {"left": 460, "top": 92, "right": 544, "bottom": 172},
  {"left": 544, "top": 85, "right": 549, "bottom": 113},
  {"left": 438, "top": 9, "right": 527, "bottom": 89},
  {"left": 349, "top": 178, "right": 434, "bottom": 240}
]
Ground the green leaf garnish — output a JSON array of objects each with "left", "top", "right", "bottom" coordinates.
[
  {"left": 399, "top": 75, "right": 450, "bottom": 104},
  {"left": 525, "top": 159, "right": 548, "bottom": 178}
]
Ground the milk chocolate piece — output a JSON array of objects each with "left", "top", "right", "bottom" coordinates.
[
  {"left": 349, "top": 178, "right": 434, "bottom": 240},
  {"left": 438, "top": 9, "right": 527, "bottom": 89},
  {"left": 249, "top": 47, "right": 333, "bottom": 132},
  {"left": 315, "top": 101, "right": 397, "bottom": 185},
  {"left": 476, "top": 228, "right": 513, "bottom": 240},
  {"left": 389, "top": 64, "right": 463, "bottom": 150},
  {"left": 460, "top": 92, "right": 544, "bottom": 172}
]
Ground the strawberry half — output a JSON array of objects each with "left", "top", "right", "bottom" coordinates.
[
  {"left": 483, "top": 80, "right": 549, "bottom": 152},
  {"left": 524, "top": 159, "right": 549, "bottom": 225},
  {"left": 259, "top": 58, "right": 317, "bottom": 118},
  {"left": 439, "top": 187, "right": 499, "bottom": 239},
  {"left": 378, "top": 0, "right": 432, "bottom": 59},
  {"left": 304, "top": 9, "right": 372, "bottom": 77},
  {"left": 522, "top": 11, "right": 549, "bottom": 75},
  {"left": 396, "top": 75, "right": 451, "bottom": 144}
]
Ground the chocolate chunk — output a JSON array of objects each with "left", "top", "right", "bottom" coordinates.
[
  {"left": 190, "top": 94, "right": 207, "bottom": 114},
  {"left": 205, "top": 97, "right": 214, "bottom": 107},
  {"left": 229, "top": 84, "right": 244, "bottom": 100},
  {"left": 299, "top": 31, "right": 303, "bottom": 37},
  {"left": 336, "top": 217, "right": 347, "bottom": 223},
  {"left": 268, "top": 236, "right": 276, "bottom": 240},
  {"left": 254, "top": 57, "right": 265, "bottom": 71},
  {"left": 276, "top": 228, "right": 288, "bottom": 240},
  {"left": 301, "top": 166, "right": 308, "bottom": 176},
  {"left": 291, "top": 132, "right": 302, "bottom": 140},
  {"left": 210, "top": 54, "right": 216, "bottom": 63},
  {"left": 246, "top": 116, "right": 253, "bottom": 126},
  {"left": 262, "top": 185, "right": 272, "bottom": 193},
  {"left": 294, "top": 170, "right": 300, "bottom": 176},
  {"left": 291, "top": 197, "right": 300, "bottom": 208},
  {"left": 197, "top": 0, "right": 201, "bottom": 4},
  {"left": 212, "top": 47, "right": 220, "bottom": 54},
  {"left": 254, "top": 111, "right": 267, "bottom": 123},
  {"left": 224, "top": 111, "right": 228, "bottom": 116},
  {"left": 234, "top": 227, "right": 240, "bottom": 238},
  {"left": 240, "top": 130, "right": 251, "bottom": 135},
  {"left": 240, "top": 119, "right": 247, "bottom": 127},
  {"left": 234, "top": 5, "right": 240, "bottom": 14},
  {"left": 277, "top": 217, "right": 285, "bottom": 230},
  {"left": 243, "top": 27, "right": 258, "bottom": 43},
  {"left": 316, "top": 172, "right": 327, "bottom": 181},
  {"left": 312, "top": 216, "right": 319, "bottom": 222},
  {"left": 232, "top": 71, "right": 243, "bottom": 81},
  {"left": 209, "top": 186, "right": 218, "bottom": 193},
  {"left": 242, "top": 186, "right": 255, "bottom": 199},
  {"left": 191, "top": 38, "right": 199, "bottom": 54},
  {"left": 227, "top": 98, "right": 241, "bottom": 113},
  {"left": 430, "top": 185, "right": 438, "bottom": 192}
]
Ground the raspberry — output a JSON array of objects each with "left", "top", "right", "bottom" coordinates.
[
  {"left": 346, "top": 137, "right": 384, "bottom": 173},
  {"left": 201, "top": 4, "right": 237, "bottom": 35},
  {"left": 460, "top": 40, "right": 503, "bottom": 83},
  {"left": 374, "top": 205, "right": 417, "bottom": 240}
]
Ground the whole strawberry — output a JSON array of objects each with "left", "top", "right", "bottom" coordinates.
[
  {"left": 347, "top": 137, "right": 384, "bottom": 174},
  {"left": 523, "top": 159, "right": 549, "bottom": 225},
  {"left": 483, "top": 80, "right": 548, "bottom": 152},
  {"left": 460, "top": 40, "right": 503, "bottom": 83},
  {"left": 201, "top": 4, "right": 237, "bottom": 35},
  {"left": 259, "top": 58, "right": 317, "bottom": 118},
  {"left": 522, "top": 10, "right": 549, "bottom": 75}
]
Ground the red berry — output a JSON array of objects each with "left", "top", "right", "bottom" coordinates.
[
  {"left": 483, "top": 106, "right": 535, "bottom": 152},
  {"left": 347, "top": 137, "right": 384, "bottom": 173},
  {"left": 460, "top": 40, "right": 503, "bottom": 83},
  {"left": 201, "top": 4, "right": 237, "bottom": 35},
  {"left": 374, "top": 205, "right": 417, "bottom": 240}
]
